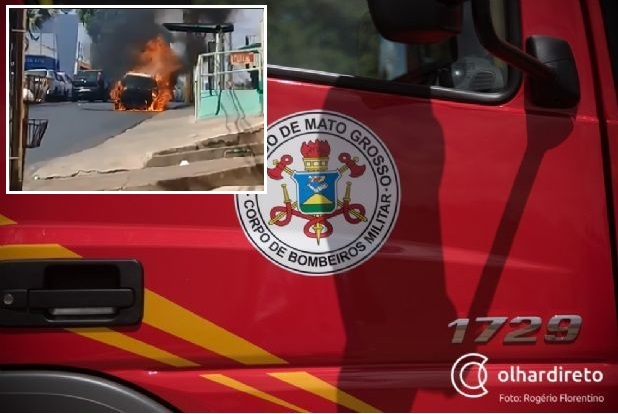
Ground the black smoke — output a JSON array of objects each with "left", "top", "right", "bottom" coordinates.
[
  {"left": 89, "top": 9, "right": 170, "bottom": 82},
  {"left": 89, "top": 8, "right": 237, "bottom": 83},
  {"left": 173, "top": 9, "right": 238, "bottom": 75},
  {"left": 189, "top": 9, "right": 237, "bottom": 24}
]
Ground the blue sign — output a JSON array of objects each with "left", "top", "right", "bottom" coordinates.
[
  {"left": 25, "top": 55, "right": 58, "bottom": 71},
  {"left": 293, "top": 170, "right": 341, "bottom": 215}
]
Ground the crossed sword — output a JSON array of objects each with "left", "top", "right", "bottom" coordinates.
[{"left": 268, "top": 158, "right": 368, "bottom": 243}]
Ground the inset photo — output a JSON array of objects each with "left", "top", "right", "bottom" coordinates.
[{"left": 7, "top": 5, "right": 266, "bottom": 194}]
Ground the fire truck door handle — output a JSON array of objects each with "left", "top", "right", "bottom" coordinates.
[
  {"left": 0, "top": 259, "right": 144, "bottom": 328},
  {"left": 29, "top": 289, "right": 135, "bottom": 310}
]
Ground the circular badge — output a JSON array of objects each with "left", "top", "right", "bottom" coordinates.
[{"left": 235, "top": 110, "right": 401, "bottom": 276}]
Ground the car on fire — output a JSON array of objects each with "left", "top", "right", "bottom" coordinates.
[{"left": 113, "top": 72, "right": 159, "bottom": 111}]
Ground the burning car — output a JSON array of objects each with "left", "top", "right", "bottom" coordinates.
[
  {"left": 113, "top": 72, "right": 159, "bottom": 111},
  {"left": 110, "top": 36, "right": 181, "bottom": 112}
]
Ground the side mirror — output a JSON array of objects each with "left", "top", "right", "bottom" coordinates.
[
  {"left": 526, "top": 36, "right": 580, "bottom": 109},
  {"left": 367, "top": 0, "right": 463, "bottom": 44},
  {"left": 471, "top": 0, "right": 580, "bottom": 108}
]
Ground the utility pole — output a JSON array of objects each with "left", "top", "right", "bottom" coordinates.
[
  {"left": 183, "top": 9, "right": 198, "bottom": 105},
  {"left": 9, "top": 9, "right": 26, "bottom": 191}
]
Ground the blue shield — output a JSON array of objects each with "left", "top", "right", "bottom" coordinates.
[{"left": 293, "top": 171, "right": 341, "bottom": 215}]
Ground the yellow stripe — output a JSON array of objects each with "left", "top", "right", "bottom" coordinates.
[
  {"left": 0, "top": 244, "right": 285, "bottom": 366},
  {"left": 144, "top": 290, "right": 287, "bottom": 365},
  {"left": 38, "top": 0, "right": 54, "bottom": 4},
  {"left": 0, "top": 244, "right": 79, "bottom": 260},
  {"left": 0, "top": 244, "right": 197, "bottom": 368},
  {"left": 202, "top": 374, "right": 308, "bottom": 413},
  {"left": 269, "top": 372, "right": 382, "bottom": 413},
  {"left": 67, "top": 328, "right": 199, "bottom": 368},
  {"left": 0, "top": 214, "right": 17, "bottom": 226},
  {"left": 0, "top": 242, "right": 379, "bottom": 411}
]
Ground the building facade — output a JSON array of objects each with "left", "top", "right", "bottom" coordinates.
[{"left": 33, "top": 12, "right": 92, "bottom": 76}]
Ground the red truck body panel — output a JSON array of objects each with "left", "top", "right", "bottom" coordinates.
[{"left": 2, "top": 0, "right": 618, "bottom": 412}]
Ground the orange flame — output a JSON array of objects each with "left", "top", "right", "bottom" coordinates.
[{"left": 111, "top": 35, "right": 182, "bottom": 112}]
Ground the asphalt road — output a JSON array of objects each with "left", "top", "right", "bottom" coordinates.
[{"left": 24, "top": 101, "right": 157, "bottom": 173}]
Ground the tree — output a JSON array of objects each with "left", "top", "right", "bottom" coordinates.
[
  {"left": 26, "top": 9, "right": 58, "bottom": 40},
  {"left": 188, "top": 0, "right": 379, "bottom": 77},
  {"left": 77, "top": 9, "right": 97, "bottom": 26}
]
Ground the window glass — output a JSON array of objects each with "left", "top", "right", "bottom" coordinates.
[
  {"left": 122, "top": 75, "right": 157, "bottom": 89},
  {"left": 75, "top": 71, "right": 98, "bottom": 82},
  {"left": 268, "top": 0, "right": 511, "bottom": 93},
  {"left": 25, "top": 69, "right": 47, "bottom": 77},
  {"left": 600, "top": 0, "right": 618, "bottom": 102}
]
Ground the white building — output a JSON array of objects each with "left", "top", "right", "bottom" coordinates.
[{"left": 38, "top": 12, "right": 93, "bottom": 75}]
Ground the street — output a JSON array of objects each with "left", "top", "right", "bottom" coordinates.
[{"left": 24, "top": 101, "right": 157, "bottom": 175}]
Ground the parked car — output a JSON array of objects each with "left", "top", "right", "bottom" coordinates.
[
  {"left": 114, "top": 72, "right": 158, "bottom": 110},
  {"left": 72, "top": 70, "right": 110, "bottom": 102},
  {"left": 22, "top": 88, "right": 34, "bottom": 102},
  {"left": 57, "top": 72, "right": 73, "bottom": 101},
  {"left": 23, "top": 73, "right": 47, "bottom": 103},
  {"left": 25, "top": 69, "right": 64, "bottom": 102}
]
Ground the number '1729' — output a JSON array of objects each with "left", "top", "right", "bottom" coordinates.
[{"left": 447, "top": 315, "right": 582, "bottom": 344}]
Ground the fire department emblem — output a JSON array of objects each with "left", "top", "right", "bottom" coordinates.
[{"left": 236, "top": 110, "right": 401, "bottom": 276}]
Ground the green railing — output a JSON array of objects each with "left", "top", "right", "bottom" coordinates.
[{"left": 194, "top": 46, "right": 263, "bottom": 121}]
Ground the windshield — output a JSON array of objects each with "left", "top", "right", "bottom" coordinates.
[
  {"left": 26, "top": 69, "right": 48, "bottom": 77},
  {"left": 75, "top": 71, "right": 99, "bottom": 82},
  {"left": 122, "top": 75, "right": 157, "bottom": 89}
]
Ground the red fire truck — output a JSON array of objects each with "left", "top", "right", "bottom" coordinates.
[{"left": 2, "top": 0, "right": 618, "bottom": 412}]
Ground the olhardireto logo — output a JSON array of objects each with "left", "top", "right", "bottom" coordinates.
[
  {"left": 451, "top": 353, "right": 490, "bottom": 398},
  {"left": 450, "top": 353, "right": 606, "bottom": 404}
]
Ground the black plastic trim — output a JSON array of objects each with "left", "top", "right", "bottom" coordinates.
[
  {"left": 0, "top": 369, "right": 173, "bottom": 413},
  {"left": 582, "top": 1, "right": 618, "bottom": 332},
  {"left": 267, "top": 0, "right": 522, "bottom": 106},
  {"left": 0, "top": 259, "right": 144, "bottom": 328},
  {"left": 472, "top": 0, "right": 554, "bottom": 82},
  {"left": 162, "top": 23, "right": 234, "bottom": 34},
  {"left": 599, "top": 0, "right": 618, "bottom": 103}
]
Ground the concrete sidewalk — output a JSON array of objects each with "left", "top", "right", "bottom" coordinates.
[
  {"left": 29, "top": 107, "right": 262, "bottom": 179},
  {"left": 24, "top": 106, "right": 264, "bottom": 191},
  {"left": 25, "top": 156, "right": 264, "bottom": 192}
]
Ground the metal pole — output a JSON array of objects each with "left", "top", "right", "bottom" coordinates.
[
  {"left": 226, "top": 32, "right": 232, "bottom": 89},
  {"left": 183, "top": 11, "right": 191, "bottom": 104},
  {"left": 9, "top": 9, "right": 26, "bottom": 191},
  {"left": 194, "top": 56, "right": 200, "bottom": 119},
  {"left": 214, "top": 31, "right": 222, "bottom": 90}
]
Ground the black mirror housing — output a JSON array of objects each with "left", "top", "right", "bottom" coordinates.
[
  {"left": 526, "top": 35, "right": 580, "bottom": 109},
  {"left": 367, "top": 0, "right": 464, "bottom": 44}
]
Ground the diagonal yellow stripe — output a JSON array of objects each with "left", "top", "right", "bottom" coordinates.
[
  {"left": 0, "top": 244, "right": 79, "bottom": 260},
  {"left": 144, "top": 290, "right": 287, "bottom": 366},
  {"left": 67, "top": 328, "right": 199, "bottom": 368},
  {"left": 202, "top": 374, "right": 308, "bottom": 413},
  {"left": 0, "top": 244, "right": 285, "bottom": 366},
  {"left": 269, "top": 371, "right": 382, "bottom": 413},
  {"left": 0, "top": 244, "right": 198, "bottom": 368},
  {"left": 0, "top": 243, "right": 379, "bottom": 412},
  {"left": 0, "top": 244, "right": 196, "bottom": 368},
  {"left": 0, "top": 214, "right": 17, "bottom": 226}
]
